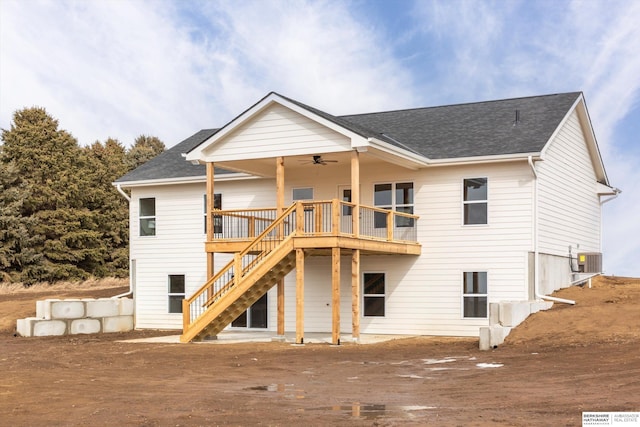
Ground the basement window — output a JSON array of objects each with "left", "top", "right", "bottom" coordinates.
[
  {"left": 168, "top": 275, "right": 185, "bottom": 314},
  {"left": 139, "top": 198, "right": 156, "bottom": 236},
  {"left": 463, "top": 272, "right": 488, "bottom": 318},
  {"left": 463, "top": 178, "right": 488, "bottom": 225},
  {"left": 363, "top": 272, "right": 385, "bottom": 317}
]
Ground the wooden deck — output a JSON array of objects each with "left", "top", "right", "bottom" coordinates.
[{"left": 181, "top": 200, "right": 420, "bottom": 343}]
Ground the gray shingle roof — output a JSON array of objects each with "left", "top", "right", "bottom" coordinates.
[
  {"left": 116, "top": 92, "right": 581, "bottom": 183},
  {"left": 114, "top": 129, "right": 233, "bottom": 183},
  {"left": 340, "top": 92, "right": 581, "bottom": 159}
]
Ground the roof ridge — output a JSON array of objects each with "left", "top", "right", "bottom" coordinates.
[{"left": 339, "top": 91, "right": 582, "bottom": 118}]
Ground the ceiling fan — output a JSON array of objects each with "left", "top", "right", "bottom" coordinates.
[{"left": 299, "top": 155, "right": 338, "bottom": 166}]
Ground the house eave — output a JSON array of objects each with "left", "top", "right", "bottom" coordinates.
[
  {"left": 113, "top": 172, "right": 255, "bottom": 188},
  {"left": 426, "top": 152, "right": 542, "bottom": 167}
]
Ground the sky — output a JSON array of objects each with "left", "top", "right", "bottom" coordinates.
[{"left": 1, "top": 0, "right": 639, "bottom": 276}]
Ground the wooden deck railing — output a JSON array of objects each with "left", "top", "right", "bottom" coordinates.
[{"left": 211, "top": 200, "right": 419, "bottom": 242}]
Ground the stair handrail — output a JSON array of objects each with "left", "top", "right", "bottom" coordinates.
[{"left": 183, "top": 202, "right": 299, "bottom": 329}]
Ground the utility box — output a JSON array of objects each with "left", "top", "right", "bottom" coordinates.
[{"left": 577, "top": 252, "right": 602, "bottom": 273}]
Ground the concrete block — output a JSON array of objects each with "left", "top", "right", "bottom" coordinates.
[
  {"left": 70, "top": 318, "right": 102, "bottom": 335},
  {"left": 103, "top": 316, "right": 134, "bottom": 333},
  {"left": 118, "top": 298, "right": 134, "bottom": 316},
  {"left": 479, "top": 325, "right": 512, "bottom": 350},
  {"left": 85, "top": 299, "right": 119, "bottom": 318},
  {"left": 489, "top": 303, "right": 500, "bottom": 326},
  {"left": 33, "top": 320, "right": 67, "bottom": 336},
  {"left": 50, "top": 300, "right": 85, "bottom": 319},
  {"left": 530, "top": 300, "right": 553, "bottom": 314},
  {"left": 479, "top": 327, "right": 491, "bottom": 351},
  {"left": 499, "top": 301, "right": 530, "bottom": 327},
  {"left": 16, "top": 318, "right": 37, "bottom": 337},
  {"left": 36, "top": 301, "right": 46, "bottom": 319},
  {"left": 37, "top": 299, "right": 61, "bottom": 320}
]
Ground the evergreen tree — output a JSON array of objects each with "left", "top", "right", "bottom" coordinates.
[
  {"left": 0, "top": 160, "right": 39, "bottom": 281},
  {"left": 83, "top": 138, "right": 130, "bottom": 277},
  {"left": 1, "top": 107, "right": 166, "bottom": 284},
  {"left": 1, "top": 107, "right": 99, "bottom": 283},
  {"left": 125, "top": 135, "right": 166, "bottom": 170}
]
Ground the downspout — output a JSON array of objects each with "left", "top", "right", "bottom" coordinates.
[
  {"left": 116, "top": 183, "right": 131, "bottom": 202},
  {"left": 528, "top": 156, "right": 575, "bottom": 305},
  {"left": 112, "top": 183, "right": 133, "bottom": 298}
]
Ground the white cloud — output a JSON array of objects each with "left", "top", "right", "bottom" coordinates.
[{"left": 1, "top": 0, "right": 415, "bottom": 147}]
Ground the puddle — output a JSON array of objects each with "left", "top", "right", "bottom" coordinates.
[
  {"left": 303, "top": 403, "right": 436, "bottom": 419},
  {"left": 244, "top": 383, "right": 305, "bottom": 399}
]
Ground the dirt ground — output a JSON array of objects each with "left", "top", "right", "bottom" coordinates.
[{"left": 1, "top": 276, "right": 639, "bottom": 426}]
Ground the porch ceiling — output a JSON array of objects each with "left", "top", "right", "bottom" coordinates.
[{"left": 211, "top": 149, "right": 422, "bottom": 177}]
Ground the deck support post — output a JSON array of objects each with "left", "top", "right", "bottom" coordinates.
[
  {"left": 332, "top": 247, "right": 341, "bottom": 345},
  {"left": 206, "top": 162, "right": 215, "bottom": 279},
  {"left": 296, "top": 248, "right": 305, "bottom": 344},
  {"left": 351, "top": 151, "right": 360, "bottom": 237},
  {"left": 276, "top": 157, "right": 285, "bottom": 337},
  {"left": 351, "top": 249, "right": 360, "bottom": 342}
]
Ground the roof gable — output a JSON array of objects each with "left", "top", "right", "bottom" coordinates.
[{"left": 186, "top": 92, "right": 372, "bottom": 163}]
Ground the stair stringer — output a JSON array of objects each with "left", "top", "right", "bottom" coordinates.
[{"left": 182, "top": 237, "right": 297, "bottom": 342}]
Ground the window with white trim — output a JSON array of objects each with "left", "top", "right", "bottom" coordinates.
[
  {"left": 292, "top": 187, "right": 314, "bottom": 201},
  {"left": 463, "top": 178, "right": 487, "bottom": 225},
  {"left": 168, "top": 275, "right": 185, "bottom": 314},
  {"left": 374, "top": 182, "right": 414, "bottom": 228},
  {"left": 463, "top": 271, "right": 488, "bottom": 318},
  {"left": 204, "top": 193, "right": 222, "bottom": 234},
  {"left": 363, "top": 272, "right": 385, "bottom": 317},
  {"left": 139, "top": 198, "right": 156, "bottom": 236}
]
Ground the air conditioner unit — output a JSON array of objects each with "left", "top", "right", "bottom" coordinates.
[{"left": 577, "top": 252, "right": 602, "bottom": 273}]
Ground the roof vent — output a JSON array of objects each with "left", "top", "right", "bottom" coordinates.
[{"left": 513, "top": 109, "right": 521, "bottom": 126}]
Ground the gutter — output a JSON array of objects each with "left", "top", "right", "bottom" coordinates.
[
  {"left": 528, "top": 156, "right": 575, "bottom": 305},
  {"left": 113, "top": 183, "right": 133, "bottom": 298},
  {"left": 115, "top": 183, "right": 131, "bottom": 202}
]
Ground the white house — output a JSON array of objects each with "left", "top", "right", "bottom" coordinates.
[{"left": 114, "top": 91, "right": 618, "bottom": 345}]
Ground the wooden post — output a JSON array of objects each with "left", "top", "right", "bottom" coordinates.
[
  {"left": 182, "top": 299, "right": 190, "bottom": 331},
  {"left": 351, "top": 151, "right": 360, "bottom": 237},
  {"left": 332, "top": 199, "right": 339, "bottom": 235},
  {"left": 276, "top": 157, "right": 285, "bottom": 336},
  {"left": 234, "top": 253, "right": 242, "bottom": 286},
  {"left": 332, "top": 247, "right": 341, "bottom": 345},
  {"left": 296, "top": 248, "right": 305, "bottom": 344},
  {"left": 351, "top": 249, "right": 360, "bottom": 342},
  {"left": 206, "top": 162, "right": 215, "bottom": 279},
  {"left": 386, "top": 210, "right": 394, "bottom": 241}
]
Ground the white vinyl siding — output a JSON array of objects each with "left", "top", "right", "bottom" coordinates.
[
  {"left": 203, "top": 104, "right": 351, "bottom": 161},
  {"left": 537, "top": 110, "right": 601, "bottom": 255},
  {"left": 131, "top": 180, "right": 275, "bottom": 329}
]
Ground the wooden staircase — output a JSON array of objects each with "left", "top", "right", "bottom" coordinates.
[{"left": 181, "top": 204, "right": 299, "bottom": 342}]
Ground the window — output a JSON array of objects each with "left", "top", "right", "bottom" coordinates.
[
  {"left": 342, "top": 188, "right": 352, "bottom": 216},
  {"left": 168, "top": 275, "right": 185, "bottom": 314},
  {"left": 374, "top": 182, "right": 414, "bottom": 228},
  {"left": 139, "top": 198, "right": 156, "bottom": 236},
  {"left": 204, "top": 193, "right": 222, "bottom": 234},
  {"left": 363, "top": 272, "right": 385, "bottom": 317},
  {"left": 463, "top": 272, "right": 488, "bottom": 318},
  {"left": 463, "top": 178, "right": 487, "bottom": 225},
  {"left": 292, "top": 187, "right": 314, "bottom": 201}
]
